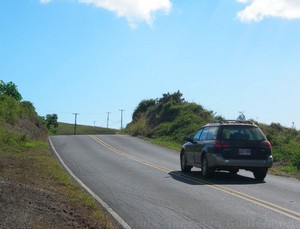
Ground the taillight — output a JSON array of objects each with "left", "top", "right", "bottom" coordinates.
[
  {"left": 261, "top": 140, "right": 272, "bottom": 149},
  {"left": 215, "top": 141, "right": 230, "bottom": 149}
]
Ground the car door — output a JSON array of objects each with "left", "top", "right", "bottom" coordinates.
[
  {"left": 194, "top": 127, "right": 209, "bottom": 164},
  {"left": 185, "top": 128, "right": 203, "bottom": 164}
]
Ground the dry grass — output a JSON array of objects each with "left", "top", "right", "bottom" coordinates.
[{"left": 0, "top": 140, "right": 116, "bottom": 228}]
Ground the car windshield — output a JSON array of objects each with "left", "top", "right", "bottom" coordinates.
[{"left": 221, "top": 126, "right": 266, "bottom": 141}]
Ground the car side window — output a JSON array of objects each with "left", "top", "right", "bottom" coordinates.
[
  {"left": 193, "top": 129, "right": 203, "bottom": 141},
  {"left": 206, "top": 127, "right": 218, "bottom": 140},
  {"left": 199, "top": 127, "right": 209, "bottom": 141}
]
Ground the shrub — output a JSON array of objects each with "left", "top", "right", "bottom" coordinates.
[{"left": 125, "top": 114, "right": 149, "bottom": 136}]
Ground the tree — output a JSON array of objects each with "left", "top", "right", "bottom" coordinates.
[
  {"left": 132, "top": 99, "right": 156, "bottom": 121},
  {"left": 158, "top": 90, "right": 185, "bottom": 105},
  {"left": 45, "top": 114, "right": 59, "bottom": 130},
  {"left": 0, "top": 80, "right": 22, "bottom": 101}
]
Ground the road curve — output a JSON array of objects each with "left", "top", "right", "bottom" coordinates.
[{"left": 50, "top": 135, "right": 300, "bottom": 229}]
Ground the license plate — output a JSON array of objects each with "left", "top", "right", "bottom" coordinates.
[{"left": 239, "top": 148, "right": 251, "bottom": 156}]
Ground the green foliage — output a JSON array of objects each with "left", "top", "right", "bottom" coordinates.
[
  {"left": 0, "top": 94, "right": 21, "bottom": 124},
  {"left": 158, "top": 90, "right": 185, "bottom": 105},
  {"left": 0, "top": 93, "right": 47, "bottom": 152},
  {"left": 125, "top": 91, "right": 215, "bottom": 143},
  {"left": 259, "top": 122, "right": 300, "bottom": 170},
  {"left": 0, "top": 80, "right": 22, "bottom": 101},
  {"left": 126, "top": 114, "right": 149, "bottom": 136},
  {"left": 132, "top": 99, "right": 156, "bottom": 122},
  {"left": 21, "top": 101, "right": 38, "bottom": 120},
  {"left": 44, "top": 114, "right": 59, "bottom": 134}
]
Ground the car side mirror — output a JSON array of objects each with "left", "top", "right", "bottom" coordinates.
[{"left": 184, "top": 136, "right": 192, "bottom": 142}]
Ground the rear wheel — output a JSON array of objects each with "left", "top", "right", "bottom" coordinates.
[
  {"left": 201, "top": 155, "right": 214, "bottom": 178},
  {"left": 253, "top": 168, "right": 268, "bottom": 181},
  {"left": 229, "top": 169, "right": 239, "bottom": 176},
  {"left": 180, "top": 151, "right": 192, "bottom": 173}
]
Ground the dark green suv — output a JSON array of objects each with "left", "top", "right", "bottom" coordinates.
[{"left": 180, "top": 120, "right": 273, "bottom": 181}]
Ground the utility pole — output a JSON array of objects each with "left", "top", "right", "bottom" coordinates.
[
  {"left": 106, "top": 112, "right": 110, "bottom": 128},
  {"left": 119, "top": 109, "right": 125, "bottom": 130},
  {"left": 93, "top": 121, "right": 96, "bottom": 127},
  {"left": 72, "top": 113, "right": 79, "bottom": 135}
]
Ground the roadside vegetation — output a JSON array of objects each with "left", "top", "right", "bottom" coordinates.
[
  {"left": 0, "top": 80, "right": 115, "bottom": 228},
  {"left": 55, "top": 122, "right": 117, "bottom": 135},
  {"left": 124, "top": 91, "right": 300, "bottom": 179}
]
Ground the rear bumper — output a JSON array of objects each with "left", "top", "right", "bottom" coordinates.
[{"left": 208, "top": 154, "right": 273, "bottom": 169}]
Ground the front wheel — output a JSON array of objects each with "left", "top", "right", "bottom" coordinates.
[
  {"left": 201, "top": 155, "right": 214, "bottom": 178},
  {"left": 253, "top": 168, "right": 268, "bottom": 181},
  {"left": 180, "top": 152, "right": 192, "bottom": 173}
]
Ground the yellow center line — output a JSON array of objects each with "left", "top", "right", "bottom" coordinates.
[
  {"left": 89, "top": 135, "right": 300, "bottom": 222},
  {"left": 89, "top": 135, "right": 171, "bottom": 173}
]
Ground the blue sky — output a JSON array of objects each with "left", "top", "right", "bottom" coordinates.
[{"left": 1, "top": 0, "right": 300, "bottom": 129}]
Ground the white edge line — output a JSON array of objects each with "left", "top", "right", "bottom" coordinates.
[{"left": 48, "top": 137, "right": 131, "bottom": 229}]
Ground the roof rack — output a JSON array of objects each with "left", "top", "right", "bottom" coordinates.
[{"left": 208, "top": 120, "right": 255, "bottom": 125}]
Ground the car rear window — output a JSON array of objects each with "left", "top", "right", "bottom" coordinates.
[{"left": 220, "top": 126, "right": 266, "bottom": 141}]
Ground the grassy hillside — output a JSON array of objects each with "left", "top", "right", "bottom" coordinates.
[
  {"left": 124, "top": 91, "right": 300, "bottom": 178},
  {"left": 0, "top": 92, "right": 114, "bottom": 227},
  {"left": 53, "top": 122, "right": 117, "bottom": 135}
]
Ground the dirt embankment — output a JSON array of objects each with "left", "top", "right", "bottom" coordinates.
[
  {"left": 0, "top": 177, "right": 97, "bottom": 228},
  {"left": 0, "top": 146, "right": 115, "bottom": 229}
]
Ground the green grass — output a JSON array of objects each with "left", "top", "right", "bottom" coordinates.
[
  {"left": 0, "top": 139, "right": 114, "bottom": 228},
  {"left": 270, "top": 165, "right": 300, "bottom": 180},
  {"left": 52, "top": 122, "right": 117, "bottom": 135},
  {"left": 141, "top": 137, "right": 182, "bottom": 151}
]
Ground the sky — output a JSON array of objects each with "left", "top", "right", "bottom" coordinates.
[{"left": 1, "top": 0, "right": 300, "bottom": 130}]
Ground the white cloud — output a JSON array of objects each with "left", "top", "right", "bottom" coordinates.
[
  {"left": 80, "top": 0, "right": 172, "bottom": 28},
  {"left": 237, "top": 0, "right": 300, "bottom": 22},
  {"left": 39, "top": 0, "right": 171, "bottom": 28}
]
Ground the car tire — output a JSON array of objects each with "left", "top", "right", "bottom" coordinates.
[
  {"left": 253, "top": 168, "right": 268, "bottom": 181},
  {"left": 229, "top": 169, "right": 239, "bottom": 176},
  {"left": 180, "top": 151, "right": 192, "bottom": 173},
  {"left": 201, "top": 155, "right": 213, "bottom": 178}
]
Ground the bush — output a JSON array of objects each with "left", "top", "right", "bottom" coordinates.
[
  {"left": 125, "top": 114, "right": 149, "bottom": 136},
  {"left": 125, "top": 92, "right": 215, "bottom": 142},
  {"left": 0, "top": 93, "right": 47, "bottom": 152},
  {"left": 0, "top": 95, "right": 21, "bottom": 124}
]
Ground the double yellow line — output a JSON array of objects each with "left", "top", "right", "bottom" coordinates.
[
  {"left": 89, "top": 135, "right": 170, "bottom": 173},
  {"left": 89, "top": 135, "right": 300, "bottom": 222}
]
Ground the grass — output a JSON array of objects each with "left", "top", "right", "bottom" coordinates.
[
  {"left": 0, "top": 140, "right": 115, "bottom": 228},
  {"left": 141, "top": 136, "right": 182, "bottom": 151},
  {"left": 0, "top": 90, "right": 116, "bottom": 227},
  {"left": 53, "top": 122, "right": 117, "bottom": 135},
  {"left": 269, "top": 164, "right": 300, "bottom": 180}
]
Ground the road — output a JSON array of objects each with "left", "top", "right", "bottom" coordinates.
[{"left": 49, "top": 135, "right": 300, "bottom": 229}]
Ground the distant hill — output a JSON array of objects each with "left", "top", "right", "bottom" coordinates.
[{"left": 54, "top": 122, "right": 117, "bottom": 135}]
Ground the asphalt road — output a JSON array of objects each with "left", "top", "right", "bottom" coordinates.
[{"left": 49, "top": 135, "right": 300, "bottom": 229}]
